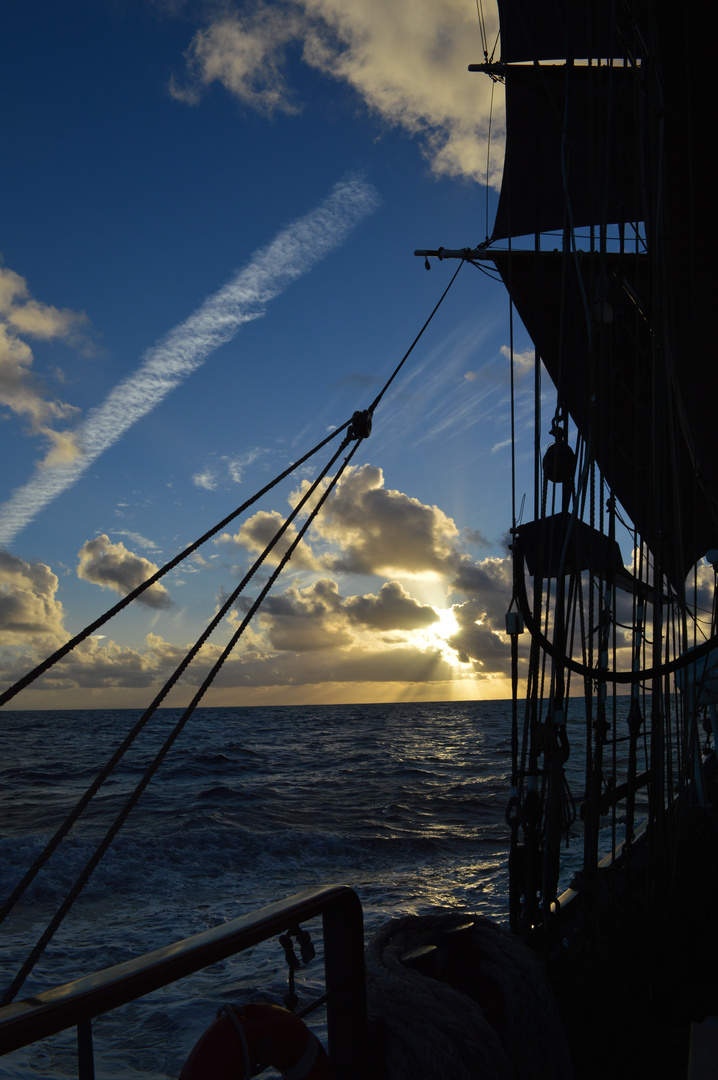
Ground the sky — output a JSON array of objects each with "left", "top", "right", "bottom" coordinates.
[{"left": 0, "top": 0, "right": 541, "bottom": 710}]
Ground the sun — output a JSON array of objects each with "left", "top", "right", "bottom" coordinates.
[
  {"left": 434, "top": 607, "right": 460, "bottom": 641},
  {"left": 412, "top": 606, "right": 466, "bottom": 667}
]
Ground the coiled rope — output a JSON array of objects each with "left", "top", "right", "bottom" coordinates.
[{"left": 365, "top": 911, "right": 573, "bottom": 1079}]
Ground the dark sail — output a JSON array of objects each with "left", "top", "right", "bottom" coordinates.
[
  {"left": 491, "top": 65, "right": 643, "bottom": 243},
  {"left": 492, "top": 0, "right": 718, "bottom": 585},
  {"left": 496, "top": 0, "right": 633, "bottom": 65},
  {"left": 485, "top": 5, "right": 718, "bottom": 1072}
]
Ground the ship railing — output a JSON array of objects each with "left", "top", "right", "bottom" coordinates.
[{"left": 0, "top": 884, "right": 367, "bottom": 1079}]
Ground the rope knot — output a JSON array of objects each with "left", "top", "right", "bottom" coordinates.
[{"left": 279, "top": 924, "right": 316, "bottom": 1011}]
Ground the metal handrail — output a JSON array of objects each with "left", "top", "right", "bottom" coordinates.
[{"left": 0, "top": 884, "right": 367, "bottom": 1078}]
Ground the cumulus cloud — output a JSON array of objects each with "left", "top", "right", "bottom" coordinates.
[
  {"left": 249, "top": 575, "right": 441, "bottom": 652},
  {"left": 293, "top": 464, "right": 461, "bottom": 578},
  {"left": 1, "top": 633, "right": 184, "bottom": 694},
  {"left": 0, "top": 466, "right": 517, "bottom": 701},
  {"left": 255, "top": 577, "right": 352, "bottom": 650},
  {"left": 77, "top": 535, "right": 173, "bottom": 609},
  {"left": 159, "top": 613, "right": 456, "bottom": 688},
  {"left": 447, "top": 596, "right": 508, "bottom": 668},
  {"left": 0, "top": 551, "right": 510, "bottom": 700},
  {"left": 58, "top": 628, "right": 457, "bottom": 693},
  {"left": 345, "top": 580, "right": 438, "bottom": 630},
  {"left": 222, "top": 509, "right": 321, "bottom": 570},
  {"left": 172, "top": 0, "right": 504, "bottom": 185},
  {"left": 228, "top": 637, "right": 456, "bottom": 687},
  {"left": 452, "top": 555, "right": 511, "bottom": 602},
  {"left": 0, "top": 550, "right": 67, "bottom": 651},
  {"left": 0, "top": 265, "right": 87, "bottom": 458}
]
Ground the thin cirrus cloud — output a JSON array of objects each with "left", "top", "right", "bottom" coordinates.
[{"left": 0, "top": 175, "right": 380, "bottom": 549}]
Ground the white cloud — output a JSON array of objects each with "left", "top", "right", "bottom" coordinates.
[
  {"left": 226, "top": 447, "right": 266, "bottom": 483},
  {"left": 193, "top": 469, "right": 218, "bottom": 491},
  {"left": 172, "top": 0, "right": 504, "bottom": 185},
  {"left": 499, "top": 344, "right": 534, "bottom": 378},
  {"left": 344, "top": 580, "right": 438, "bottom": 630},
  {"left": 293, "top": 463, "right": 461, "bottom": 578},
  {"left": 221, "top": 509, "right": 321, "bottom": 570},
  {"left": 0, "top": 176, "right": 380, "bottom": 548},
  {"left": 114, "top": 530, "right": 161, "bottom": 552},
  {"left": 77, "top": 534, "right": 172, "bottom": 609},
  {"left": 172, "top": 6, "right": 304, "bottom": 114},
  {"left": 0, "top": 265, "right": 86, "bottom": 455},
  {"left": 0, "top": 550, "right": 67, "bottom": 651},
  {"left": 192, "top": 447, "right": 268, "bottom": 490},
  {"left": 0, "top": 523, "right": 517, "bottom": 700},
  {"left": 255, "top": 577, "right": 352, "bottom": 650}
]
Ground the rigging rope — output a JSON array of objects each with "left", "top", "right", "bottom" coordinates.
[
  {"left": 0, "top": 430, "right": 354, "bottom": 930},
  {"left": 0, "top": 264, "right": 464, "bottom": 1003},
  {"left": 2, "top": 261, "right": 460, "bottom": 711},
  {"left": 0, "top": 423, "right": 351, "bottom": 709},
  {"left": 513, "top": 550, "right": 718, "bottom": 684},
  {"left": 368, "top": 260, "right": 463, "bottom": 415},
  {"left": 0, "top": 432, "right": 362, "bottom": 1005}
]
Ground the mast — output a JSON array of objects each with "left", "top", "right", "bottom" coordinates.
[
  {"left": 413, "top": 0, "right": 718, "bottom": 1071},
  {"left": 419, "top": 0, "right": 718, "bottom": 953}
]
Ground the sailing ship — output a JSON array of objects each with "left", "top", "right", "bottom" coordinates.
[
  {"left": 410, "top": 0, "right": 718, "bottom": 1072},
  {"left": 1, "top": 0, "right": 718, "bottom": 1076},
  {"left": 475, "top": 0, "right": 718, "bottom": 1073}
]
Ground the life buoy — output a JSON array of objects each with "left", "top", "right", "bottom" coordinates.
[{"left": 178, "top": 1001, "right": 335, "bottom": 1080}]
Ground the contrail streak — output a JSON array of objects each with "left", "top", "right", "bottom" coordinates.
[{"left": 0, "top": 176, "right": 380, "bottom": 548}]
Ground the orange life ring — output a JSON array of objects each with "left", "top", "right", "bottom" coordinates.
[{"left": 178, "top": 1001, "right": 335, "bottom": 1080}]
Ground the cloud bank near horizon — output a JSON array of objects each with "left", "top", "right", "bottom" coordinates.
[
  {"left": 0, "top": 469, "right": 520, "bottom": 703},
  {"left": 0, "top": 175, "right": 380, "bottom": 549}
]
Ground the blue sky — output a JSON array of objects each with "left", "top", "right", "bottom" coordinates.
[{"left": 0, "top": 0, "right": 538, "bottom": 708}]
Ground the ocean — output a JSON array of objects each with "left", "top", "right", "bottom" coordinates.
[{"left": 0, "top": 699, "right": 549, "bottom": 1076}]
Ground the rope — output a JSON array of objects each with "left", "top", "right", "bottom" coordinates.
[
  {"left": 368, "top": 261, "right": 463, "bottom": 415},
  {"left": 365, "top": 912, "right": 572, "bottom": 1080},
  {"left": 475, "top": 0, "right": 488, "bottom": 59},
  {"left": 221, "top": 1006, "right": 253, "bottom": 1079},
  {"left": 2, "top": 261, "right": 461, "bottom": 709},
  {"left": 0, "top": 263, "right": 463, "bottom": 998},
  {"left": 0, "top": 430, "right": 354, "bottom": 930},
  {"left": 0, "top": 423, "right": 350, "bottom": 709},
  {"left": 513, "top": 552, "right": 718, "bottom": 684},
  {"left": 1, "top": 433, "right": 361, "bottom": 1005}
]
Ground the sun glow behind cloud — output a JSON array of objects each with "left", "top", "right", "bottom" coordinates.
[
  {"left": 407, "top": 606, "right": 467, "bottom": 668},
  {"left": 0, "top": 0, "right": 525, "bottom": 709},
  {"left": 0, "top": 492, "right": 516, "bottom": 707}
]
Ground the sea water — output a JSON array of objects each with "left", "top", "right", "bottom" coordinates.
[{"left": 0, "top": 699, "right": 599, "bottom": 1077}]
